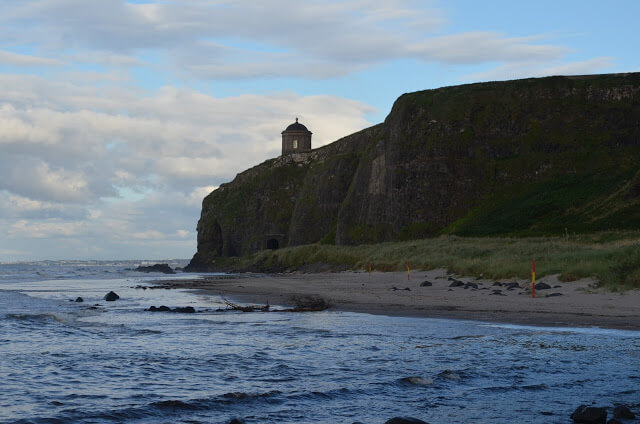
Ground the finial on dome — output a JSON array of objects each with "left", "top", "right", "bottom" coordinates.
[{"left": 295, "top": 117, "right": 298, "bottom": 123}]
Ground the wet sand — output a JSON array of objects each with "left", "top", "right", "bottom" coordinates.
[{"left": 156, "top": 269, "right": 640, "bottom": 330}]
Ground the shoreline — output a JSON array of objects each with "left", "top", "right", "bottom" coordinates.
[{"left": 153, "top": 269, "right": 640, "bottom": 331}]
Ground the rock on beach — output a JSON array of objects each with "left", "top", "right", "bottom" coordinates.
[
  {"left": 104, "top": 291, "right": 120, "bottom": 301},
  {"left": 384, "top": 418, "right": 430, "bottom": 424},
  {"left": 135, "top": 263, "right": 175, "bottom": 274},
  {"left": 570, "top": 405, "right": 607, "bottom": 424},
  {"left": 613, "top": 405, "right": 635, "bottom": 419},
  {"left": 146, "top": 305, "right": 196, "bottom": 313}
]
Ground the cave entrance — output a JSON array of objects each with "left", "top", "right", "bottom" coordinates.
[{"left": 266, "top": 238, "right": 280, "bottom": 250}]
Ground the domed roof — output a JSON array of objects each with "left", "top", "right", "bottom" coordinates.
[{"left": 284, "top": 118, "right": 310, "bottom": 132}]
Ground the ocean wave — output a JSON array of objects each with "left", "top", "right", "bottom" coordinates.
[
  {"left": 2, "top": 390, "right": 282, "bottom": 424},
  {"left": 399, "top": 376, "right": 434, "bottom": 386},
  {"left": 6, "top": 312, "right": 75, "bottom": 326}
]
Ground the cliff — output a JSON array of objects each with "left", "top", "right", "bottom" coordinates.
[{"left": 187, "top": 73, "right": 640, "bottom": 271}]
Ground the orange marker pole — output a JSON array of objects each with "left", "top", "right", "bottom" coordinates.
[
  {"left": 407, "top": 262, "right": 411, "bottom": 280},
  {"left": 532, "top": 260, "right": 536, "bottom": 298}
]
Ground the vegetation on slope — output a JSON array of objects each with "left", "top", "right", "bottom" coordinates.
[
  {"left": 444, "top": 168, "right": 640, "bottom": 236},
  {"left": 214, "top": 231, "right": 640, "bottom": 290}
]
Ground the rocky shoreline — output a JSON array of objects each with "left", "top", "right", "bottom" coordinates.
[{"left": 150, "top": 269, "right": 640, "bottom": 330}]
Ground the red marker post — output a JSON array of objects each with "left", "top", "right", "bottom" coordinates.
[{"left": 532, "top": 260, "right": 536, "bottom": 298}]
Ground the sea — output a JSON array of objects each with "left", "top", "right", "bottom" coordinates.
[{"left": 1, "top": 261, "right": 639, "bottom": 424}]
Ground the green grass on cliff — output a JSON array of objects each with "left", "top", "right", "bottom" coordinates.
[
  {"left": 443, "top": 168, "right": 640, "bottom": 237},
  {"left": 223, "top": 231, "right": 640, "bottom": 290}
]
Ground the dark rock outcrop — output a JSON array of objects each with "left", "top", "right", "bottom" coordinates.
[
  {"left": 172, "top": 306, "right": 196, "bottom": 313},
  {"left": 613, "top": 405, "right": 635, "bottom": 419},
  {"left": 147, "top": 305, "right": 196, "bottom": 313},
  {"left": 135, "top": 264, "right": 175, "bottom": 274},
  {"left": 104, "top": 291, "right": 120, "bottom": 301},
  {"left": 571, "top": 405, "right": 607, "bottom": 424},
  {"left": 187, "top": 73, "right": 640, "bottom": 271},
  {"left": 535, "top": 282, "right": 552, "bottom": 290},
  {"left": 384, "top": 418, "right": 430, "bottom": 424},
  {"left": 419, "top": 280, "right": 433, "bottom": 287},
  {"left": 74, "top": 297, "right": 84, "bottom": 302}
]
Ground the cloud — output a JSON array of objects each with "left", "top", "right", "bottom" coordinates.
[
  {"left": 463, "top": 57, "right": 616, "bottom": 82},
  {"left": 0, "top": 1, "right": 583, "bottom": 80},
  {"left": 408, "top": 32, "right": 569, "bottom": 64},
  {"left": 0, "top": 72, "right": 374, "bottom": 259},
  {"left": 0, "top": 192, "right": 87, "bottom": 220},
  {"left": 0, "top": 50, "right": 65, "bottom": 66},
  {"left": 0, "top": 158, "right": 95, "bottom": 203},
  {"left": 0, "top": 74, "right": 373, "bottom": 191}
]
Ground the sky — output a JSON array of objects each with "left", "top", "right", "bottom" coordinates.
[{"left": 0, "top": 0, "right": 638, "bottom": 261}]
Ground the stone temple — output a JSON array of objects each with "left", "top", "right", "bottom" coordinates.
[{"left": 281, "top": 118, "right": 312, "bottom": 155}]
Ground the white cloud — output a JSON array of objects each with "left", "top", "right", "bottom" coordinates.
[
  {"left": 9, "top": 219, "right": 87, "bottom": 239},
  {"left": 0, "top": 50, "right": 65, "bottom": 66},
  {"left": 408, "top": 32, "right": 569, "bottom": 64},
  {"left": 0, "top": 1, "right": 584, "bottom": 80},
  {"left": 0, "top": 72, "right": 374, "bottom": 259},
  {"left": 463, "top": 57, "right": 616, "bottom": 82}
]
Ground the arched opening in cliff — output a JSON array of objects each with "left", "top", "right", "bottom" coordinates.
[{"left": 266, "top": 239, "right": 280, "bottom": 250}]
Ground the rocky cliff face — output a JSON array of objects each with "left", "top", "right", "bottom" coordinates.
[{"left": 187, "top": 73, "right": 640, "bottom": 270}]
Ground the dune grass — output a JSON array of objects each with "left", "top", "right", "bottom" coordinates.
[{"left": 228, "top": 231, "right": 640, "bottom": 290}]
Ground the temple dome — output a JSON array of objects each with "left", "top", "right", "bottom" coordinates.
[
  {"left": 284, "top": 118, "right": 311, "bottom": 133},
  {"left": 281, "top": 118, "right": 312, "bottom": 155}
]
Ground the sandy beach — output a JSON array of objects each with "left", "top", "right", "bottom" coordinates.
[{"left": 156, "top": 269, "right": 640, "bottom": 330}]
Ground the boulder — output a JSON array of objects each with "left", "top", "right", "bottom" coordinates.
[
  {"left": 74, "top": 297, "right": 84, "bottom": 302},
  {"left": 448, "top": 280, "right": 465, "bottom": 287},
  {"left": 535, "top": 282, "right": 552, "bottom": 290},
  {"left": 147, "top": 305, "right": 195, "bottom": 313},
  {"left": 464, "top": 282, "right": 478, "bottom": 289},
  {"left": 420, "top": 281, "right": 433, "bottom": 287},
  {"left": 172, "top": 306, "right": 196, "bottom": 313},
  {"left": 613, "top": 405, "right": 635, "bottom": 419},
  {"left": 135, "top": 263, "right": 175, "bottom": 274},
  {"left": 384, "top": 418, "right": 429, "bottom": 424},
  {"left": 571, "top": 405, "right": 607, "bottom": 424},
  {"left": 546, "top": 292, "right": 564, "bottom": 297},
  {"left": 104, "top": 291, "right": 120, "bottom": 301},
  {"left": 148, "top": 305, "right": 171, "bottom": 312},
  {"left": 505, "top": 282, "right": 521, "bottom": 290}
]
